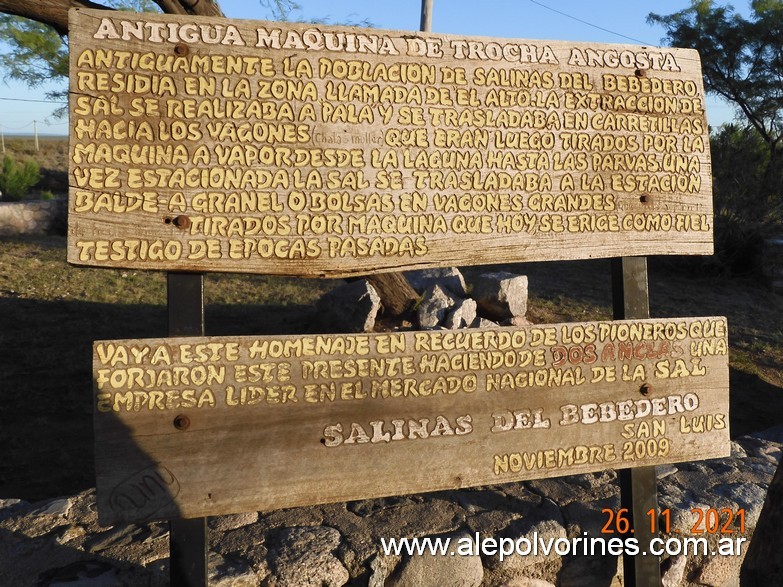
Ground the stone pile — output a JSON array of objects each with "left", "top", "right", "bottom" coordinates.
[
  {"left": 1, "top": 428, "right": 780, "bottom": 586},
  {"left": 0, "top": 199, "right": 66, "bottom": 237},
  {"left": 316, "top": 267, "right": 529, "bottom": 333}
]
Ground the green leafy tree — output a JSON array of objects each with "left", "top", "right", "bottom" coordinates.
[
  {"left": 0, "top": 0, "right": 161, "bottom": 118},
  {"left": 0, "top": 0, "right": 371, "bottom": 119},
  {"left": 709, "top": 124, "right": 783, "bottom": 272},
  {"left": 650, "top": 1, "right": 783, "bottom": 273},
  {"left": 649, "top": 1, "right": 783, "bottom": 159},
  {"left": 0, "top": 17, "right": 68, "bottom": 107},
  {"left": 1, "top": 0, "right": 412, "bottom": 310},
  {"left": 259, "top": 0, "right": 372, "bottom": 26}
]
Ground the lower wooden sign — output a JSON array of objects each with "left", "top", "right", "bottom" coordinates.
[{"left": 93, "top": 317, "right": 729, "bottom": 525}]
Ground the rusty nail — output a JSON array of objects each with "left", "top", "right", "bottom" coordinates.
[
  {"left": 174, "top": 43, "right": 189, "bottom": 56},
  {"left": 640, "top": 383, "right": 652, "bottom": 396},
  {"left": 635, "top": 68, "right": 646, "bottom": 78},
  {"left": 173, "top": 215, "right": 191, "bottom": 229},
  {"left": 173, "top": 414, "right": 191, "bottom": 430},
  {"left": 640, "top": 194, "right": 651, "bottom": 204}
]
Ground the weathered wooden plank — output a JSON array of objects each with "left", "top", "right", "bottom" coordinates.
[
  {"left": 93, "top": 317, "right": 730, "bottom": 525},
  {"left": 68, "top": 9, "right": 713, "bottom": 276}
]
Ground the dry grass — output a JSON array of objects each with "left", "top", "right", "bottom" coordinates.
[
  {"left": 0, "top": 236, "right": 341, "bottom": 500},
  {"left": 0, "top": 237, "right": 338, "bottom": 306}
]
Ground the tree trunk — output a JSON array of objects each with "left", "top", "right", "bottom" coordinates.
[
  {"left": 0, "top": 0, "right": 108, "bottom": 35},
  {"left": 0, "top": 0, "right": 224, "bottom": 35},
  {"left": 741, "top": 459, "right": 783, "bottom": 584},
  {"left": 366, "top": 273, "right": 419, "bottom": 317}
]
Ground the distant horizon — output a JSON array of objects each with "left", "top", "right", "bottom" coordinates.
[{"left": 3, "top": 133, "right": 67, "bottom": 138}]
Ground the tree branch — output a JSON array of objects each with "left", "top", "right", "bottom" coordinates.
[
  {"left": 152, "top": 0, "right": 187, "bottom": 15},
  {"left": 151, "top": 0, "right": 225, "bottom": 17},
  {"left": 0, "top": 0, "right": 225, "bottom": 35},
  {"left": 177, "top": 0, "right": 223, "bottom": 17},
  {"left": 366, "top": 273, "right": 419, "bottom": 316},
  {"left": 0, "top": 0, "right": 112, "bottom": 36}
]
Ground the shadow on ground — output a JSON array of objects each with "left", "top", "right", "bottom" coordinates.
[{"left": 0, "top": 297, "right": 317, "bottom": 501}]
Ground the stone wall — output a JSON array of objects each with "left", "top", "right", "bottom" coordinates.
[{"left": 0, "top": 199, "right": 67, "bottom": 237}]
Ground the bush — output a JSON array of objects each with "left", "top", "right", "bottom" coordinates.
[
  {"left": 709, "top": 125, "right": 783, "bottom": 275},
  {"left": 0, "top": 155, "right": 41, "bottom": 201}
]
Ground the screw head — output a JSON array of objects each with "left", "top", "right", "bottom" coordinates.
[
  {"left": 640, "top": 383, "right": 653, "bottom": 396},
  {"left": 173, "top": 414, "right": 191, "bottom": 430},
  {"left": 174, "top": 43, "right": 189, "bottom": 56}
]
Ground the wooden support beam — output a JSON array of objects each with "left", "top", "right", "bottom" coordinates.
[
  {"left": 167, "top": 273, "right": 207, "bottom": 587},
  {"left": 612, "top": 257, "right": 661, "bottom": 587}
]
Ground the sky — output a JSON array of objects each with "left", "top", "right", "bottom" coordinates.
[{"left": 0, "top": 0, "right": 739, "bottom": 136}]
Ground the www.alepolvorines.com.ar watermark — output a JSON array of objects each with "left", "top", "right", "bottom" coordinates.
[{"left": 380, "top": 532, "right": 747, "bottom": 560}]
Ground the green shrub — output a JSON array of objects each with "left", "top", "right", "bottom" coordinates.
[
  {"left": 0, "top": 155, "right": 41, "bottom": 201},
  {"left": 709, "top": 125, "right": 783, "bottom": 275}
]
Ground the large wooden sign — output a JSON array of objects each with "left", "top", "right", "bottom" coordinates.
[
  {"left": 93, "top": 317, "right": 729, "bottom": 525},
  {"left": 69, "top": 9, "right": 712, "bottom": 277}
]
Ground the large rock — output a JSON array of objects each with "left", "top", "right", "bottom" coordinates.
[
  {"left": 265, "top": 526, "right": 349, "bottom": 587},
  {"left": 417, "top": 284, "right": 459, "bottom": 328},
  {"left": 405, "top": 268, "right": 468, "bottom": 297},
  {"left": 443, "top": 298, "right": 478, "bottom": 329},
  {"left": 499, "top": 580, "right": 556, "bottom": 587},
  {"left": 696, "top": 552, "right": 743, "bottom": 587},
  {"left": 711, "top": 482, "right": 767, "bottom": 528},
  {"left": 558, "top": 555, "right": 620, "bottom": 587},
  {"left": 208, "top": 552, "right": 258, "bottom": 587},
  {"left": 385, "top": 530, "right": 483, "bottom": 587},
  {"left": 661, "top": 555, "right": 687, "bottom": 587},
  {"left": 488, "top": 518, "right": 567, "bottom": 578},
  {"left": 474, "top": 318, "right": 500, "bottom": 329},
  {"left": 315, "top": 280, "right": 381, "bottom": 333},
  {"left": 209, "top": 512, "right": 259, "bottom": 532},
  {"left": 0, "top": 199, "right": 67, "bottom": 237},
  {"left": 471, "top": 272, "right": 528, "bottom": 320}
]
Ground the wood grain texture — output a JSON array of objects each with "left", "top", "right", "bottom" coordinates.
[
  {"left": 93, "top": 317, "right": 730, "bottom": 525},
  {"left": 68, "top": 9, "right": 713, "bottom": 277}
]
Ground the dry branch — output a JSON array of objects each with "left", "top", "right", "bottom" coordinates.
[{"left": 0, "top": 0, "right": 224, "bottom": 35}]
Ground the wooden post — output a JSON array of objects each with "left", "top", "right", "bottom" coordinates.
[
  {"left": 167, "top": 272, "right": 208, "bottom": 587},
  {"left": 33, "top": 120, "right": 39, "bottom": 152},
  {"left": 612, "top": 257, "right": 661, "bottom": 587}
]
